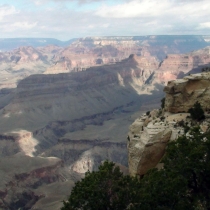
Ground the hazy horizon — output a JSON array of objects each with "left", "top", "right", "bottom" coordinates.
[{"left": 1, "top": 34, "right": 210, "bottom": 42}]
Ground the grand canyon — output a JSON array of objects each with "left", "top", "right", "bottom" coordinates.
[{"left": 0, "top": 35, "right": 210, "bottom": 209}]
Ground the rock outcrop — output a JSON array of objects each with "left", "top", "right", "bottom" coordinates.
[
  {"left": 128, "top": 72, "right": 210, "bottom": 176},
  {"left": 164, "top": 72, "right": 210, "bottom": 113},
  {"left": 128, "top": 110, "right": 188, "bottom": 176}
]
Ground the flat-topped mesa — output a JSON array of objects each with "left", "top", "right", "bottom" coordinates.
[
  {"left": 164, "top": 72, "right": 210, "bottom": 113},
  {"left": 73, "top": 36, "right": 140, "bottom": 47}
]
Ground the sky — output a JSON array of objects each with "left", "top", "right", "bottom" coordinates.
[{"left": 0, "top": 0, "right": 210, "bottom": 41}]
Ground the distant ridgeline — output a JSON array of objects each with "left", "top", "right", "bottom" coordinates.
[
  {"left": 0, "top": 38, "right": 76, "bottom": 51},
  {"left": 0, "top": 35, "right": 209, "bottom": 53}
]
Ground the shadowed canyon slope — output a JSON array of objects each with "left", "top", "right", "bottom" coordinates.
[
  {"left": 0, "top": 54, "right": 162, "bottom": 132},
  {"left": 4, "top": 46, "right": 210, "bottom": 133}
]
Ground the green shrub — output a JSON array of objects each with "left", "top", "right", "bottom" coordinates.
[
  {"left": 61, "top": 161, "right": 141, "bottom": 210},
  {"left": 134, "top": 128, "right": 210, "bottom": 210},
  {"left": 188, "top": 101, "right": 205, "bottom": 121},
  {"left": 161, "top": 97, "right": 165, "bottom": 109}
]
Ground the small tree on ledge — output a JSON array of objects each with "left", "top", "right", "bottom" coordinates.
[
  {"left": 188, "top": 101, "right": 205, "bottom": 121},
  {"left": 161, "top": 97, "right": 165, "bottom": 109}
]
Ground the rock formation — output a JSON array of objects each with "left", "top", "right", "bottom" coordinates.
[
  {"left": 128, "top": 110, "right": 188, "bottom": 176},
  {"left": 128, "top": 72, "right": 210, "bottom": 176},
  {"left": 164, "top": 73, "right": 210, "bottom": 113}
]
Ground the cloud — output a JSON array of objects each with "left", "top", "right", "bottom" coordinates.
[
  {"left": 199, "top": 22, "right": 210, "bottom": 29},
  {"left": 12, "top": 22, "right": 37, "bottom": 29},
  {"left": 95, "top": 0, "right": 210, "bottom": 19},
  {"left": 95, "top": 0, "right": 168, "bottom": 18},
  {"left": 0, "top": 4, "right": 19, "bottom": 21},
  {"left": 31, "top": 0, "right": 107, "bottom": 5},
  {"left": 1, "top": 0, "right": 210, "bottom": 40}
]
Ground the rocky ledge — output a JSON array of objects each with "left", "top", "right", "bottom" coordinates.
[
  {"left": 128, "top": 72, "right": 210, "bottom": 176},
  {"left": 164, "top": 72, "right": 210, "bottom": 113}
]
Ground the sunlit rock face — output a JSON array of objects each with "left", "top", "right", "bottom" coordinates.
[
  {"left": 0, "top": 46, "right": 54, "bottom": 89},
  {"left": 0, "top": 130, "right": 37, "bottom": 157},
  {"left": 128, "top": 72, "right": 210, "bottom": 177},
  {"left": 127, "top": 108, "right": 191, "bottom": 176},
  {"left": 159, "top": 47, "right": 210, "bottom": 74},
  {"left": 164, "top": 72, "right": 210, "bottom": 113}
]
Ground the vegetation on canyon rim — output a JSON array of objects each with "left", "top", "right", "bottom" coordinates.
[
  {"left": 188, "top": 101, "right": 205, "bottom": 121},
  {"left": 61, "top": 127, "right": 210, "bottom": 210}
]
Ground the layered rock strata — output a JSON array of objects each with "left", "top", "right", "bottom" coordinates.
[
  {"left": 0, "top": 54, "right": 161, "bottom": 132},
  {"left": 0, "top": 154, "right": 78, "bottom": 210},
  {"left": 164, "top": 72, "right": 210, "bottom": 113},
  {"left": 0, "top": 36, "right": 209, "bottom": 90}
]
